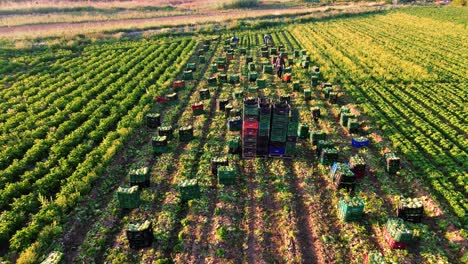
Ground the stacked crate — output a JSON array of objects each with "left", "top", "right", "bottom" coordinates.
[
  {"left": 126, "top": 220, "right": 153, "bottom": 249},
  {"left": 338, "top": 197, "right": 364, "bottom": 222},
  {"left": 179, "top": 179, "right": 200, "bottom": 202},
  {"left": 349, "top": 155, "right": 366, "bottom": 178},
  {"left": 242, "top": 97, "right": 259, "bottom": 158},
  {"left": 257, "top": 98, "right": 271, "bottom": 156},
  {"left": 330, "top": 163, "right": 356, "bottom": 190},
  {"left": 129, "top": 167, "right": 150, "bottom": 188},
  {"left": 217, "top": 166, "right": 237, "bottom": 186},
  {"left": 269, "top": 101, "right": 290, "bottom": 156},
  {"left": 152, "top": 135, "right": 168, "bottom": 155},
  {"left": 383, "top": 218, "right": 414, "bottom": 249},
  {"left": 384, "top": 152, "right": 400, "bottom": 174},
  {"left": 397, "top": 197, "right": 424, "bottom": 223},
  {"left": 117, "top": 186, "right": 140, "bottom": 209},
  {"left": 286, "top": 109, "right": 299, "bottom": 156},
  {"left": 179, "top": 125, "right": 193, "bottom": 142}
]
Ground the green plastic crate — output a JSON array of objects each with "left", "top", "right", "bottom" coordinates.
[
  {"left": 248, "top": 72, "right": 258, "bottom": 82},
  {"left": 293, "top": 81, "right": 300, "bottom": 91},
  {"left": 385, "top": 218, "right": 413, "bottom": 243},
  {"left": 117, "top": 186, "right": 140, "bottom": 209},
  {"left": 129, "top": 167, "right": 149, "bottom": 185},
  {"left": 304, "top": 89, "right": 312, "bottom": 100},
  {"left": 340, "top": 113, "right": 355, "bottom": 127},
  {"left": 217, "top": 166, "right": 237, "bottom": 186},
  {"left": 179, "top": 179, "right": 200, "bottom": 201},
  {"left": 338, "top": 197, "right": 364, "bottom": 222},
  {"left": 228, "top": 136, "right": 241, "bottom": 153},
  {"left": 263, "top": 64, "right": 273, "bottom": 74},
  {"left": 229, "top": 74, "right": 240, "bottom": 84},
  {"left": 248, "top": 62, "right": 256, "bottom": 71},
  {"left": 248, "top": 86, "right": 258, "bottom": 93},
  {"left": 298, "top": 123, "right": 309, "bottom": 139},
  {"left": 198, "top": 56, "right": 206, "bottom": 63},
  {"left": 179, "top": 126, "right": 194, "bottom": 142},
  {"left": 183, "top": 70, "right": 193, "bottom": 80},
  {"left": 186, "top": 63, "right": 196, "bottom": 71},
  {"left": 256, "top": 78, "right": 266, "bottom": 88},
  {"left": 285, "top": 142, "right": 296, "bottom": 156},
  {"left": 320, "top": 148, "right": 338, "bottom": 165}
]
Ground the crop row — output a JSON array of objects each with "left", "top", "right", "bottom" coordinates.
[
  {"left": 1, "top": 38, "right": 196, "bottom": 262},
  {"left": 291, "top": 22, "right": 466, "bottom": 223}
]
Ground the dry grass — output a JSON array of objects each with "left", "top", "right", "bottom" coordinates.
[
  {"left": 0, "top": 10, "right": 192, "bottom": 27},
  {"left": 0, "top": 2, "right": 387, "bottom": 41}
]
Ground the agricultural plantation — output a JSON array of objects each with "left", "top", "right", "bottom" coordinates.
[{"left": 0, "top": 3, "right": 466, "bottom": 264}]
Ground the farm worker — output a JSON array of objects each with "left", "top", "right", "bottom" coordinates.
[
  {"left": 263, "top": 33, "right": 272, "bottom": 46},
  {"left": 231, "top": 36, "right": 239, "bottom": 43},
  {"left": 274, "top": 53, "right": 286, "bottom": 78}
]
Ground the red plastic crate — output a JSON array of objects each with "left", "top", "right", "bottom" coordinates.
[
  {"left": 383, "top": 227, "right": 408, "bottom": 250},
  {"left": 282, "top": 73, "right": 292, "bottom": 82},
  {"left": 226, "top": 55, "right": 234, "bottom": 61},
  {"left": 173, "top": 80, "right": 185, "bottom": 88},
  {"left": 243, "top": 121, "right": 259, "bottom": 129},
  {"left": 217, "top": 65, "right": 226, "bottom": 70},
  {"left": 352, "top": 168, "right": 366, "bottom": 178},
  {"left": 242, "top": 129, "right": 258, "bottom": 137},
  {"left": 154, "top": 96, "right": 167, "bottom": 103},
  {"left": 191, "top": 104, "right": 203, "bottom": 111}
]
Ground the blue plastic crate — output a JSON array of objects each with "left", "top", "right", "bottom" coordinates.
[
  {"left": 269, "top": 146, "right": 286, "bottom": 155},
  {"left": 352, "top": 137, "right": 369, "bottom": 148}
]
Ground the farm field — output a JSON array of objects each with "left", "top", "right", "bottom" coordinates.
[{"left": 0, "top": 6, "right": 466, "bottom": 264}]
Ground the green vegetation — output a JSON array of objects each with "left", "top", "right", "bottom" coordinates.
[{"left": 0, "top": 5, "right": 465, "bottom": 264}]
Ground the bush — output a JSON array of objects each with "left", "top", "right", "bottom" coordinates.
[{"left": 223, "top": 0, "right": 259, "bottom": 9}]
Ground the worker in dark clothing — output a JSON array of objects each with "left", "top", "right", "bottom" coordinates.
[
  {"left": 274, "top": 53, "right": 286, "bottom": 78},
  {"left": 263, "top": 33, "right": 272, "bottom": 46}
]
